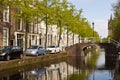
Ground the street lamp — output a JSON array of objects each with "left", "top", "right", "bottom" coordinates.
[
  {"left": 92, "top": 22, "right": 94, "bottom": 37},
  {"left": 92, "top": 22, "right": 94, "bottom": 43}
]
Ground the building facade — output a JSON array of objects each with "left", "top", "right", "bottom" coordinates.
[
  {"left": 0, "top": 6, "right": 10, "bottom": 47},
  {"left": 0, "top": 5, "right": 80, "bottom": 50}
]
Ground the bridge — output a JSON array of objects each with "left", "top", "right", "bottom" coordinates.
[
  {"left": 66, "top": 37, "right": 120, "bottom": 56},
  {"left": 65, "top": 43, "right": 98, "bottom": 56}
]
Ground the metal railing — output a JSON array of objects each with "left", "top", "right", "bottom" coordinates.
[{"left": 109, "top": 38, "right": 120, "bottom": 46}]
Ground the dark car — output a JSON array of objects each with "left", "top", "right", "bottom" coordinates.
[{"left": 0, "top": 46, "right": 23, "bottom": 60}]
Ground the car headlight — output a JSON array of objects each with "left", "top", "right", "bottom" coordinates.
[
  {"left": 0, "top": 52, "right": 6, "bottom": 56},
  {"left": 31, "top": 50, "right": 37, "bottom": 54}
]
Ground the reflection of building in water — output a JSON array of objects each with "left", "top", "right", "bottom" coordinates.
[
  {"left": 45, "top": 62, "right": 79, "bottom": 80},
  {"left": 46, "top": 64, "right": 60, "bottom": 80},
  {"left": 25, "top": 68, "right": 46, "bottom": 80},
  {"left": 114, "top": 59, "right": 120, "bottom": 80},
  {"left": 24, "top": 62, "right": 89, "bottom": 80},
  {"left": 45, "top": 62, "right": 78, "bottom": 80},
  {"left": 0, "top": 61, "right": 90, "bottom": 80}
]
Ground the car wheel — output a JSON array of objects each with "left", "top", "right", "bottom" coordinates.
[
  {"left": 59, "top": 50, "right": 61, "bottom": 53},
  {"left": 55, "top": 50, "right": 57, "bottom": 54},
  {"left": 6, "top": 55, "right": 10, "bottom": 61},
  {"left": 43, "top": 52, "right": 45, "bottom": 55},
  {"left": 20, "top": 54, "right": 23, "bottom": 59},
  {"left": 36, "top": 53, "right": 38, "bottom": 57}
]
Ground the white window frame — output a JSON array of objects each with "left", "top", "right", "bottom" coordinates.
[
  {"left": 3, "top": 6, "right": 9, "bottom": 22},
  {"left": 3, "top": 28, "right": 9, "bottom": 46}
]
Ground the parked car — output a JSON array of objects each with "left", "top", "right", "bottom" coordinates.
[
  {"left": 0, "top": 46, "right": 23, "bottom": 60},
  {"left": 46, "top": 45, "right": 61, "bottom": 53},
  {"left": 0, "top": 46, "right": 8, "bottom": 51},
  {"left": 26, "top": 45, "right": 46, "bottom": 56}
]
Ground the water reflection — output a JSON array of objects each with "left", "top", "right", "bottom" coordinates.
[
  {"left": 26, "top": 68, "right": 46, "bottom": 80},
  {"left": 0, "top": 48, "right": 119, "bottom": 80},
  {"left": 88, "top": 70, "right": 113, "bottom": 80},
  {"left": 96, "top": 50, "right": 105, "bottom": 68}
]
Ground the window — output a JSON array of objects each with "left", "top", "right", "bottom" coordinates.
[
  {"left": 17, "top": 19, "right": 21, "bottom": 30},
  {"left": 34, "top": 24, "right": 38, "bottom": 33},
  {"left": 3, "top": 6, "right": 9, "bottom": 22},
  {"left": 5, "top": 12, "right": 7, "bottom": 21},
  {"left": 29, "top": 23, "right": 33, "bottom": 33},
  {"left": 16, "top": 8, "right": 22, "bottom": 31},
  {"left": 17, "top": 34, "right": 23, "bottom": 47},
  {"left": 3, "top": 28, "right": 8, "bottom": 46}
]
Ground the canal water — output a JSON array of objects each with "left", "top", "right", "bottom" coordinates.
[{"left": 0, "top": 48, "right": 119, "bottom": 80}]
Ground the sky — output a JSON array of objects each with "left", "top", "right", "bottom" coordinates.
[{"left": 67, "top": 0, "right": 117, "bottom": 38}]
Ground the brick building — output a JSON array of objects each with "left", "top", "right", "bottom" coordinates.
[
  {"left": 0, "top": 4, "right": 80, "bottom": 51},
  {"left": 0, "top": 6, "right": 11, "bottom": 47}
]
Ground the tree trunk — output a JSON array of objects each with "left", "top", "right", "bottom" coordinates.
[
  {"left": 45, "top": 15, "right": 48, "bottom": 49},
  {"left": 79, "top": 35, "right": 80, "bottom": 43},
  {"left": 67, "top": 27, "right": 69, "bottom": 46},
  {"left": 58, "top": 20, "right": 62, "bottom": 46},
  {"left": 73, "top": 33, "right": 74, "bottom": 45},
  {"left": 25, "top": 22, "right": 29, "bottom": 50}
]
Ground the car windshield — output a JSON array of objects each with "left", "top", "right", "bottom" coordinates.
[
  {"left": 4, "top": 46, "right": 12, "bottom": 51},
  {"left": 29, "top": 46, "right": 38, "bottom": 49},
  {"left": 48, "top": 46, "right": 58, "bottom": 48}
]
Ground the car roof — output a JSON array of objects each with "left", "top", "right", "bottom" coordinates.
[
  {"left": 48, "top": 45, "right": 59, "bottom": 47},
  {"left": 31, "top": 45, "right": 43, "bottom": 47}
]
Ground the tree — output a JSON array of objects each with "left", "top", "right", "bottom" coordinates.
[
  {"left": 51, "top": 0, "right": 73, "bottom": 46},
  {"left": 110, "top": 0, "right": 120, "bottom": 41}
]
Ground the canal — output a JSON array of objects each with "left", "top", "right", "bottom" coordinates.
[{"left": 0, "top": 47, "right": 119, "bottom": 80}]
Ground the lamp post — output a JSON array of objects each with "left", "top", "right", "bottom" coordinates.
[
  {"left": 92, "top": 23, "right": 95, "bottom": 80},
  {"left": 92, "top": 22, "right": 94, "bottom": 37},
  {"left": 92, "top": 22, "right": 94, "bottom": 43}
]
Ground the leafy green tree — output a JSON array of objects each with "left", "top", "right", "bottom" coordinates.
[
  {"left": 110, "top": 0, "right": 120, "bottom": 41},
  {"left": 51, "top": 0, "right": 75, "bottom": 46},
  {"left": 1, "top": 0, "right": 100, "bottom": 48}
]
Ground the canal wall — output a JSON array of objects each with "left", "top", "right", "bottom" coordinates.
[{"left": 0, "top": 52, "right": 68, "bottom": 71}]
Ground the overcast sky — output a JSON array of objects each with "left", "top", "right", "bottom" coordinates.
[{"left": 67, "top": 0, "right": 117, "bottom": 38}]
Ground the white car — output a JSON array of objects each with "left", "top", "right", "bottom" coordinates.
[{"left": 46, "top": 45, "right": 61, "bottom": 54}]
